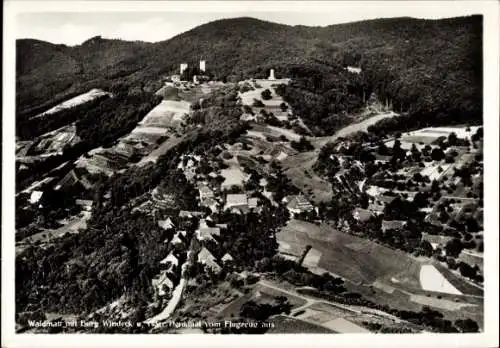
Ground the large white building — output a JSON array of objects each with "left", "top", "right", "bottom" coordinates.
[{"left": 283, "top": 195, "right": 314, "bottom": 215}]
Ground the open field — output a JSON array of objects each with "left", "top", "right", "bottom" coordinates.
[
  {"left": 261, "top": 280, "right": 416, "bottom": 333},
  {"left": 459, "top": 251, "right": 483, "bottom": 270},
  {"left": 239, "top": 79, "right": 291, "bottom": 121},
  {"left": 130, "top": 100, "right": 191, "bottom": 137},
  {"left": 432, "top": 263, "right": 483, "bottom": 296},
  {"left": 281, "top": 151, "right": 333, "bottom": 204},
  {"left": 180, "top": 83, "right": 226, "bottom": 102},
  {"left": 220, "top": 166, "right": 248, "bottom": 189},
  {"left": 156, "top": 83, "right": 224, "bottom": 102},
  {"left": 385, "top": 139, "right": 431, "bottom": 151},
  {"left": 419, "top": 265, "right": 462, "bottom": 295},
  {"left": 32, "top": 89, "right": 110, "bottom": 119},
  {"left": 277, "top": 219, "right": 483, "bottom": 324},
  {"left": 254, "top": 283, "right": 307, "bottom": 308},
  {"left": 155, "top": 85, "right": 181, "bottom": 99},
  {"left": 20, "top": 212, "right": 90, "bottom": 245},
  {"left": 277, "top": 219, "right": 481, "bottom": 301},
  {"left": 213, "top": 282, "right": 306, "bottom": 319},
  {"left": 345, "top": 281, "right": 483, "bottom": 326},
  {"left": 248, "top": 124, "right": 302, "bottom": 142},
  {"left": 313, "top": 111, "right": 398, "bottom": 148},
  {"left": 16, "top": 124, "right": 82, "bottom": 160},
  {"left": 419, "top": 163, "right": 452, "bottom": 181},
  {"left": 70, "top": 98, "right": 188, "bottom": 177},
  {"left": 302, "top": 248, "right": 322, "bottom": 267},
  {"left": 277, "top": 220, "right": 422, "bottom": 288},
  {"left": 266, "top": 126, "right": 302, "bottom": 141},
  {"left": 321, "top": 317, "right": 370, "bottom": 333}
]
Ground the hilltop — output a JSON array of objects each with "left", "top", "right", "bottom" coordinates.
[{"left": 17, "top": 16, "right": 482, "bottom": 128}]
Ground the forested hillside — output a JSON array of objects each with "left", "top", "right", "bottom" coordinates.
[{"left": 17, "top": 16, "right": 482, "bottom": 132}]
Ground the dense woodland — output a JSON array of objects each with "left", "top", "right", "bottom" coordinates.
[
  {"left": 274, "top": 65, "right": 366, "bottom": 135},
  {"left": 16, "top": 89, "right": 250, "bottom": 315}
]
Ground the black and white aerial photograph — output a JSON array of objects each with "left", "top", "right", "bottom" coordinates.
[{"left": 2, "top": 1, "right": 499, "bottom": 347}]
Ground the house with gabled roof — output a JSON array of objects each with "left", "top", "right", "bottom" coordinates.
[
  {"left": 170, "top": 234, "right": 184, "bottom": 245},
  {"left": 197, "top": 247, "right": 222, "bottom": 273},
  {"left": 224, "top": 193, "right": 248, "bottom": 210},
  {"left": 352, "top": 208, "right": 373, "bottom": 222},
  {"left": 199, "top": 185, "right": 215, "bottom": 201},
  {"left": 221, "top": 253, "right": 234, "bottom": 263},
  {"left": 152, "top": 270, "right": 174, "bottom": 297},
  {"left": 158, "top": 217, "right": 175, "bottom": 230},
  {"left": 381, "top": 220, "right": 407, "bottom": 232},
  {"left": 160, "top": 252, "right": 179, "bottom": 270},
  {"left": 367, "top": 201, "right": 385, "bottom": 215},
  {"left": 195, "top": 219, "right": 221, "bottom": 242},
  {"left": 179, "top": 210, "right": 204, "bottom": 218},
  {"left": 201, "top": 197, "right": 220, "bottom": 213},
  {"left": 283, "top": 195, "right": 314, "bottom": 215},
  {"left": 196, "top": 226, "right": 221, "bottom": 242}
]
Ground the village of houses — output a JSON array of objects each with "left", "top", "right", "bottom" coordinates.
[{"left": 15, "top": 59, "right": 484, "bottom": 333}]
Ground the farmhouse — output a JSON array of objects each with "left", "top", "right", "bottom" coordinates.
[
  {"left": 352, "top": 208, "right": 373, "bottom": 222},
  {"left": 170, "top": 230, "right": 187, "bottom": 246},
  {"left": 283, "top": 195, "right": 314, "bottom": 214},
  {"left": 197, "top": 247, "right": 222, "bottom": 273},
  {"left": 201, "top": 197, "right": 220, "bottom": 213},
  {"left": 224, "top": 193, "right": 248, "bottom": 210},
  {"left": 29, "top": 191, "right": 44, "bottom": 204},
  {"left": 221, "top": 253, "right": 234, "bottom": 263},
  {"left": 160, "top": 252, "right": 179, "bottom": 271}
]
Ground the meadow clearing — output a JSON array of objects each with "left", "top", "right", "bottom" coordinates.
[{"left": 32, "top": 89, "right": 110, "bottom": 119}]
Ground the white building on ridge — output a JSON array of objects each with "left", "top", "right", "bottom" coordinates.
[{"left": 180, "top": 63, "right": 188, "bottom": 75}]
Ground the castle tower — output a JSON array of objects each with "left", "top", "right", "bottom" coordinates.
[
  {"left": 180, "top": 63, "right": 188, "bottom": 75},
  {"left": 268, "top": 69, "right": 276, "bottom": 80},
  {"left": 199, "top": 60, "right": 206, "bottom": 73}
]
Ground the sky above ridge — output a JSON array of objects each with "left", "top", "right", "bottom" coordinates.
[{"left": 15, "top": 1, "right": 481, "bottom": 46}]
